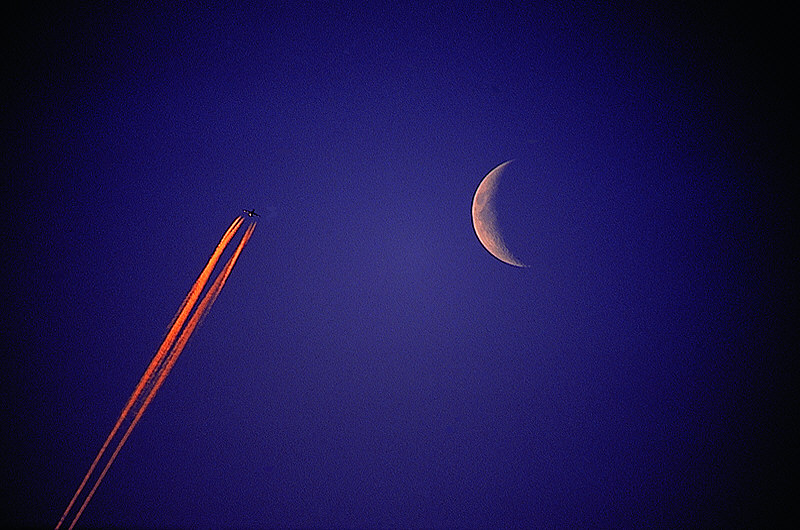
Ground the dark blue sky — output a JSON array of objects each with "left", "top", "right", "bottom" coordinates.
[{"left": 4, "top": 4, "right": 794, "bottom": 528}]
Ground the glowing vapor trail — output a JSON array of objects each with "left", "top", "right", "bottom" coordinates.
[
  {"left": 163, "top": 217, "right": 244, "bottom": 336},
  {"left": 65, "top": 221, "right": 256, "bottom": 530},
  {"left": 56, "top": 217, "right": 245, "bottom": 530}
]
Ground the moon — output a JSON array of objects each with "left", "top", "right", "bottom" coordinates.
[{"left": 472, "top": 160, "right": 528, "bottom": 267}]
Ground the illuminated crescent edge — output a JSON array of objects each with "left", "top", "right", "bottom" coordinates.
[{"left": 471, "top": 161, "right": 527, "bottom": 267}]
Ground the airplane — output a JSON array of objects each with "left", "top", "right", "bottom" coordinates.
[{"left": 243, "top": 209, "right": 260, "bottom": 217}]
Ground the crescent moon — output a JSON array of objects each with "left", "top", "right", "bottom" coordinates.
[{"left": 471, "top": 160, "right": 528, "bottom": 267}]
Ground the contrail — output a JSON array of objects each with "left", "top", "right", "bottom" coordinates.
[
  {"left": 55, "top": 217, "right": 243, "bottom": 530},
  {"left": 163, "top": 217, "right": 244, "bottom": 337},
  {"left": 56, "top": 217, "right": 253, "bottom": 530},
  {"left": 195, "top": 223, "right": 257, "bottom": 328},
  {"left": 67, "top": 221, "right": 256, "bottom": 530}
]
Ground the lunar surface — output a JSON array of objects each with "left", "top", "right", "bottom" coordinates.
[{"left": 471, "top": 160, "right": 528, "bottom": 267}]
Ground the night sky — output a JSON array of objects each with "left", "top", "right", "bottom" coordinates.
[{"left": 3, "top": 4, "right": 794, "bottom": 528}]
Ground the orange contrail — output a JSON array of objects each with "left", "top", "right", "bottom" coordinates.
[
  {"left": 66, "top": 221, "right": 256, "bottom": 530},
  {"left": 163, "top": 217, "right": 244, "bottom": 335},
  {"left": 119, "top": 224, "right": 256, "bottom": 440},
  {"left": 56, "top": 217, "right": 244, "bottom": 530}
]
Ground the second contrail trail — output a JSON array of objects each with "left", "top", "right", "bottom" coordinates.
[{"left": 57, "top": 217, "right": 255, "bottom": 530}]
